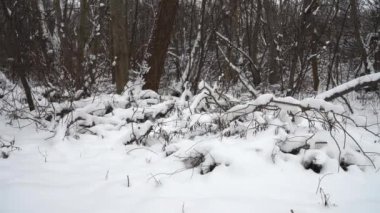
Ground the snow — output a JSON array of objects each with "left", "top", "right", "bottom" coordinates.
[
  {"left": 1, "top": 117, "right": 380, "bottom": 213},
  {"left": 1, "top": 72, "right": 380, "bottom": 212}
]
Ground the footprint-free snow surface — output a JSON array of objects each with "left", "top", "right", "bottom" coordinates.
[{"left": 0, "top": 115, "right": 380, "bottom": 213}]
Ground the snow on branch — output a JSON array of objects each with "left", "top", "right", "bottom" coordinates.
[
  {"left": 216, "top": 42, "right": 259, "bottom": 98},
  {"left": 215, "top": 32, "right": 259, "bottom": 73},
  {"left": 223, "top": 94, "right": 345, "bottom": 122},
  {"left": 317, "top": 73, "right": 380, "bottom": 101}
]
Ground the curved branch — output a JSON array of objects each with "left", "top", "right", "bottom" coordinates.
[{"left": 317, "top": 73, "right": 380, "bottom": 101}]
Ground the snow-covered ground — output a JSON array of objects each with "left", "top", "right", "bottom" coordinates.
[{"left": 1, "top": 113, "right": 380, "bottom": 213}]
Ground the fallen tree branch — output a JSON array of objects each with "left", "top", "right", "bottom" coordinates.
[{"left": 317, "top": 73, "right": 380, "bottom": 101}]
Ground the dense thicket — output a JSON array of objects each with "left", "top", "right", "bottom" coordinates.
[{"left": 0, "top": 0, "right": 379, "bottom": 108}]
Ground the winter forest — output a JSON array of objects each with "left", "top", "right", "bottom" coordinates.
[{"left": 0, "top": 0, "right": 380, "bottom": 212}]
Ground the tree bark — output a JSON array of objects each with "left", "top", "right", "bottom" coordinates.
[
  {"left": 16, "top": 64, "right": 35, "bottom": 111},
  {"left": 306, "top": 0, "right": 320, "bottom": 91},
  {"left": 110, "top": 0, "right": 129, "bottom": 94},
  {"left": 129, "top": 0, "right": 139, "bottom": 67},
  {"left": 143, "top": 0, "right": 179, "bottom": 92},
  {"left": 77, "top": 0, "right": 89, "bottom": 89},
  {"left": 250, "top": 0, "right": 262, "bottom": 86},
  {"left": 191, "top": 0, "right": 207, "bottom": 94},
  {"left": 350, "top": 0, "right": 369, "bottom": 74},
  {"left": 263, "top": 0, "right": 280, "bottom": 85}
]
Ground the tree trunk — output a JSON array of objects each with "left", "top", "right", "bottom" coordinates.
[
  {"left": 263, "top": 0, "right": 280, "bottom": 85},
  {"left": 350, "top": 0, "right": 369, "bottom": 74},
  {"left": 52, "top": 0, "right": 62, "bottom": 72},
  {"left": 77, "top": 0, "right": 89, "bottom": 89},
  {"left": 306, "top": 0, "right": 320, "bottom": 91},
  {"left": 287, "top": 50, "right": 298, "bottom": 94},
  {"left": 250, "top": 0, "right": 262, "bottom": 86},
  {"left": 129, "top": 0, "right": 139, "bottom": 67},
  {"left": 17, "top": 64, "right": 35, "bottom": 111},
  {"left": 110, "top": 0, "right": 129, "bottom": 94},
  {"left": 143, "top": 0, "right": 179, "bottom": 92},
  {"left": 311, "top": 45, "right": 319, "bottom": 91},
  {"left": 191, "top": 0, "right": 207, "bottom": 94}
]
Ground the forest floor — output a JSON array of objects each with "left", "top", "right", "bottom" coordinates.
[{"left": 1, "top": 97, "right": 380, "bottom": 213}]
